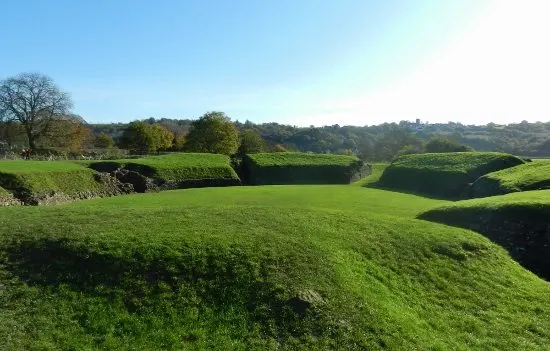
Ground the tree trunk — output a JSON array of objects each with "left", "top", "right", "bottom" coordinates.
[{"left": 25, "top": 128, "right": 36, "bottom": 150}]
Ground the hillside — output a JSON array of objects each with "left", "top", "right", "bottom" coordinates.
[
  {"left": 1, "top": 186, "right": 549, "bottom": 350},
  {"left": 419, "top": 190, "right": 550, "bottom": 280},
  {"left": 88, "top": 119, "right": 550, "bottom": 160},
  {"left": 470, "top": 161, "right": 550, "bottom": 197},
  {"left": 377, "top": 152, "right": 524, "bottom": 198}
]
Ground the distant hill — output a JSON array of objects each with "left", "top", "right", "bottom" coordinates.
[{"left": 90, "top": 118, "right": 550, "bottom": 160}]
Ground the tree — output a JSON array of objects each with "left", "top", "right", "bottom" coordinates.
[
  {"left": 395, "top": 144, "right": 424, "bottom": 157},
  {"left": 424, "top": 136, "right": 473, "bottom": 153},
  {"left": 38, "top": 115, "right": 93, "bottom": 152},
  {"left": 238, "top": 129, "right": 265, "bottom": 155},
  {"left": 172, "top": 131, "right": 186, "bottom": 151},
  {"left": 184, "top": 112, "right": 239, "bottom": 155},
  {"left": 119, "top": 121, "right": 174, "bottom": 154},
  {"left": 0, "top": 73, "right": 73, "bottom": 149},
  {"left": 150, "top": 124, "right": 174, "bottom": 151},
  {"left": 94, "top": 132, "right": 115, "bottom": 148},
  {"left": 119, "top": 121, "right": 156, "bottom": 154},
  {"left": 273, "top": 144, "right": 288, "bottom": 152}
]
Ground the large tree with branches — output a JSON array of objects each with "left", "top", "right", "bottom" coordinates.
[{"left": 0, "top": 72, "right": 73, "bottom": 149}]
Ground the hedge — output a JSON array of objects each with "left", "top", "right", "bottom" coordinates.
[
  {"left": 377, "top": 152, "right": 525, "bottom": 199},
  {"left": 242, "top": 152, "right": 364, "bottom": 185}
]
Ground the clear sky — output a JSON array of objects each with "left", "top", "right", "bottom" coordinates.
[{"left": 1, "top": 0, "right": 548, "bottom": 126}]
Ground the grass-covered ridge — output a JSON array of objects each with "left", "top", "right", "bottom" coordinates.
[
  {"left": 471, "top": 161, "right": 550, "bottom": 197},
  {"left": 1, "top": 186, "right": 549, "bottom": 350},
  {"left": 378, "top": 152, "right": 524, "bottom": 198},
  {"left": 88, "top": 153, "right": 240, "bottom": 187},
  {"left": 243, "top": 152, "right": 364, "bottom": 185},
  {"left": 0, "top": 160, "right": 116, "bottom": 204},
  {"left": 419, "top": 190, "right": 550, "bottom": 280}
]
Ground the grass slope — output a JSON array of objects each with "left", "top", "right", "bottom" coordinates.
[
  {"left": 352, "top": 163, "right": 389, "bottom": 187},
  {"left": 419, "top": 190, "right": 550, "bottom": 280},
  {"left": 1, "top": 186, "right": 549, "bottom": 350},
  {"left": 243, "top": 152, "right": 364, "bottom": 185},
  {"left": 0, "top": 160, "right": 111, "bottom": 203},
  {"left": 378, "top": 152, "right": 524, "bottom": 199},
  {"left": 471, "top": 161, "right": 550, "bottom": 197},
  {"left": 88, "top": 153, "right": 239, "bottom": 186}
]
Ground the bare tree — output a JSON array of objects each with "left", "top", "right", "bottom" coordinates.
[{"left": 0, "top": 72, "right": 73, "bottom": 149}]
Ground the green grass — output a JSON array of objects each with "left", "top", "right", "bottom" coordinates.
[
  {"left": 352, "top": 163, "right": 389, "bottom": 187},
  {"left": 88, "top": 153, "right": 239, "bottom": 184},
  {"left": 471, "top": 161, "right": 550, "bottom": 197},
  {"left": 243, "top": 152, "right": 364, "bottom": 185},
  {"left": 378, "top": 152, "right": 524, "bottom": 199},
  {"left": 0, "top": 160, "right": 89, "bottom": 173},
  {"left": 418, "top": 190, "right": 550, "bottom": 280},
  {"left": 0, "top": 160, "right": 108, "bottom": 202},
  {"left": 0, "top": 185, "right": 10, "bottom": 196},
  {"left": 1, "top": 186, "right": 549, "bottom": 350},
  {"left": 246, "top": 152, "right": 360, "bottom": 167}
]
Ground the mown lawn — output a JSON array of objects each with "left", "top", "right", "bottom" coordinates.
[{"left": 0, "top": 185, "right": 549, "bottom": 350}]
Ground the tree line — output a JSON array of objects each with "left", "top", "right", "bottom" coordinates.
[{"left": 2, "top": 72, "right": 549, "bottom": 160}]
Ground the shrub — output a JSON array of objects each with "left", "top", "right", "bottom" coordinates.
[
  {"left": 242, "top": 152, "right": 364, "bottom": 185},
  {"left": 424, "top": 136, "right": 473, "bottom": 153},
  {"left": 378, "top": 152, "right": 524, "bottom": 198}
]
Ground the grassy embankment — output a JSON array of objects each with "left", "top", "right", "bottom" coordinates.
[
  {"left": 88, "top": 153, "right": 240, "bottom": 188},
  {"left": 1, "top": 185, "right": 549, "bottom": 350},
  {"left": 419, "top": 190, "right": 550, "bottom": 280},
  {"left": 470, "top": 161, "right": 550, "bottom": 197},
  {"left": 377, "top": 152, "right": 524, "bottom": 199},
  {"left": 242, "top": 152, "right": 364, "bottom": 185},
  {"left": 352, "top": 163, "right": 389, "bottom": 187},
  {"left": 0, "top": 160, "right": 117, "bottom": 204}
]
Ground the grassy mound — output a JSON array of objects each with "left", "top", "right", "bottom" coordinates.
[
  {"left": 1, "top": 186, "right": 549, "bottom": 350},
  {"left": 242, "top": 152, "right": 364, "bottom": 185},
  {"left": 471, "top": 161, "right": 550, "bottom": 198},
  {"left": 419, "top": 190, "right": 550, "bottom": 280},
  {"left": 378, "top": 152, "right": 524, "bottom": 198},
  {"left": 0, "top": 160, "right": 117, "bottom": 204},
  {"left": 88, "top": 153, "right": 240, "bottom": 188}
]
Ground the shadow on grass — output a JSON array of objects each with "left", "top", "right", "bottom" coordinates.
[
  {"left": 2, "top": 237, "right": 330, "bottom": 338},
  {"left": 363, "top": 181, "right": 457, "bottom": 201},
  {"left": 419, "top": 208, "right": 550, "bottom": 281}
]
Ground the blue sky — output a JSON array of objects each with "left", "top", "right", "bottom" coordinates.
[{"left": 2, "top": 0, "right": 548, "bottom": 126}]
